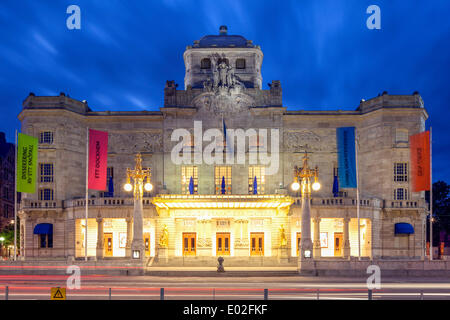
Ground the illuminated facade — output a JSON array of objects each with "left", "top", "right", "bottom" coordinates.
[{"left": 18, "top": 26, "right": 428, "bottom": 264}]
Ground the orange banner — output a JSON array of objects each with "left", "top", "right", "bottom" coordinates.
[{"left": 410, "top": 131, "right": 430, "bottom": 192}]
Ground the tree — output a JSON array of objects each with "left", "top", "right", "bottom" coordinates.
[{"left": 426, "top": 180, "right": 450, "bottom": 245}]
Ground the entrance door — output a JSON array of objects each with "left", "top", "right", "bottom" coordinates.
[
  {"left": 183, "top": 233, "right": 196, "bottom": 256},
  {"left": 250, "top": 233, "right": 264, "bottom": 256},
  {"left": 296, "top": 232, "right": 302, "bottom": 256},
  {"left": 104, "top": 233, "right": 113, "bottom": 257},
  {"left": 334, "top": 233, "right": 343, "bottom": 257},
  {"left": 144, "top": 233, "right": 151, "bottom": 257},
  {"left": 216, "top": 233, "right": 230, "bottom": 256}
]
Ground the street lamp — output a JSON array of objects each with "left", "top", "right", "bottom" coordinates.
[
  {"left": 123, "top": 153, "right": 152, "bottom": 261},
  {"left": 291, "top": 152, "right": 320, "bottom": 266}
]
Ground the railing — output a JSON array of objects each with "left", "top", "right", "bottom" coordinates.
[
  {"left": 384, "top": 200, "right": 423, "bottom": 209},
  {"left": 64, "top": 197, "right": 154, "bottom": 208},
  {"left": 20, "top": 196, "right": 426, "bottom": 210},
  {"left": 292, "top": 197, "right": 382, "bottom": 209},
  {"left": 21, "top": 199, "right": 62, "bottom": 209}
]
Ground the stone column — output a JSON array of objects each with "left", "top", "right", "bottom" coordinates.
[
  {"left": 313, "top": 217, "right": 321, "bottom": 259},
  {"left": 125, "top": 216, "right": 132, "bottom": 258},
  {"left": 96, "top": 217, "right": 104, "bottom": 259},
  {"left": 343, "top": 217, "right": 351, "bottom": 259},
  {"left": 131, "top": 198, "right": 144, "bottom": 260},
  {"left": 300, "top": 195, "right": 313, "bottom": 259}
]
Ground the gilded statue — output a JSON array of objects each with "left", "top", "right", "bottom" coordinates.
[
  {"left": 159, "top": 225, "right": 169, "bottom": 247},
  {"left": 279, "top": 224, "right": 287, "bottom": 247}
]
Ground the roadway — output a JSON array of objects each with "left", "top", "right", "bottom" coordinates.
[{"left": 1, "top": 275, "right": 450, "bottom": 300}]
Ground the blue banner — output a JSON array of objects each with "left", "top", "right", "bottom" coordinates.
[{"left": 337, "top": 127, "right": 357, "bottom": 188}]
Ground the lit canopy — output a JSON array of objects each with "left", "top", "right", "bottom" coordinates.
[{"left": 152, "top": 194, "right": 293, "bottom": 210}]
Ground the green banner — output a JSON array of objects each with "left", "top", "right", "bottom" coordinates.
[{"left": 17, "top": 133, "right": 38, "bottom": 193}]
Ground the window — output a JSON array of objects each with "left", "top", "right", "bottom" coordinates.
[
  {"left": 235, "top": 58, "right": 246, "bottom": 69},
  {"left": 3, "top": 204, "right": 8, "bottom": 218},
  {"left": 249, "top": 134, "right": 264, "bottom": 151},
  {"left": 201, "top": 58, "right": 211, "bottom": 69},
  {"left": 395, "top": 129, "right": 409, "bottom": 144},
  {"left": 143, "top": 167, "right": 152, "bottom": 197},
  {"left": 40, "top": 234, "right": 53, "bottom": 248},
  {"left": 40, "top": 163, "right": 54, "bottom": 182},
  {"left": 39, "top": 131, "right": 54, "bottom": 144},
  {"left": 181, "top": 166, "right": 198, "bottom": 194},
  {"left": 183, "top": 133, "right": 194, "bottom": 148},
  {"left": 39, "top": 188, "right": 54, "bottom": 201},
  {"left": 101, "top": 167, "right": 114, "bottom": 197},
  {"left": 215, "top": 166, "right": 232, "bottom": 194},
  {"left": 394, "top": 188, "right": 409, "bottom": 200},
  {"left": 394, "top": 163, "right": 408, "bottom": 182},
  {"left": 248, "top": 166, "right": 265, "bottom": 194}
]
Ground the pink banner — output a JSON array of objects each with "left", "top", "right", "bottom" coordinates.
[{"left": 88, "top": 129, "right": 108, "bottom": 190}]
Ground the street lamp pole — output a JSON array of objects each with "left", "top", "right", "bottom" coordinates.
[
  {"left": 123, "top": 153, "right": 153, "bottom": 261},
  {"left": 291, "top": 152, "right": 320, "bottom": 273}
]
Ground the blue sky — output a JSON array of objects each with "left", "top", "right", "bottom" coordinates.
[{"left": 0, "top": 0, "right": 449, "bottom": 181}]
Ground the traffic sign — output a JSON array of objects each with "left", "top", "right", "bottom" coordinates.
[{"left": 51, "top": 287, "right": 66, "bottom": 300}]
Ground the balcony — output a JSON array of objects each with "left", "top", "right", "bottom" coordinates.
[
  {"left": 20, "top": 199, "right": 62, "bottom": 210},
  {"left": 291, "top": 197, "right": 382, "bottom": 209}
]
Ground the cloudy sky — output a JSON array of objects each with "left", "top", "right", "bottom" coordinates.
[{"left": 0, "top": 0, "right": 449, "bottom": 181}]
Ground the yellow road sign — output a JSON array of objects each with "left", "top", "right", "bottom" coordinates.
[{"left": 51, "top": 287, "right": 66, "bottom": 300}]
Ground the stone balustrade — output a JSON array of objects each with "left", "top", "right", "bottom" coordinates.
[{"left": 20, "top": 195, "right": 426, "bottom": 210}]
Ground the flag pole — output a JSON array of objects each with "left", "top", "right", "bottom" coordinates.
[
  {"left": 14, "top": 130, "right": 18, "bottom": 261},
  {"left": 429, "top": 127, "right": 433, "bottom": 261},
  {"left": 355, "top": 128, "right": 361, "bottom": 261},
  {"left": 85, "top": 127, "right": 89, "bottom": 261}
]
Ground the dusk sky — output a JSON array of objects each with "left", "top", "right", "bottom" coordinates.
[{"left": 0, "top": 1, "right": 449, "bottom": 182}]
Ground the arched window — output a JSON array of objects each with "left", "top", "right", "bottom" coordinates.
[
  {"left": 235, "top": 58, "right": 246, "bottom": 69},
  {"left": 33, "top": 223, "right": 53, "bottom": 248},
  {"left": 201, "top": 58, "right": 211, "bottom": 69}
]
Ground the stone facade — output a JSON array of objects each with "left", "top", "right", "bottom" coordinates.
[{"left": 17, "top": 27, "right": 428, "bottom": 263}]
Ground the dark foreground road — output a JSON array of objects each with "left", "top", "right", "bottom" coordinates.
[{"left": 0, "top": 275, "right": 449, "bottom": 300}]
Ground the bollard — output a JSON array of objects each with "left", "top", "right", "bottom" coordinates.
[
  {"left": 368, "top": 289, "right": 373, "bottom": 300},
  {"left": 317, "top": 289, "right": 319, "bottom": 300},
  {"left": 109, "top": 288, "right": 112, "bottom": 300},
  {"left": 264, "top": 288, "right": 268, "bottom": 300},
  {"left": 160, "top": 288, "right": 164, "bottom": 300},
  {"left": 420, "top": 291, "right": 424, "bottom": 300},
  {"left": 5, "top": 286, "right": 8, "bottom": 300}
]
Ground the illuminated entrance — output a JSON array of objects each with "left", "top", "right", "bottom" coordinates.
[
  {"left": 104, "top": 233, "right": 113, "bottom": 257},
  {"left": 183, "top": 233, "right": 196, "bottom": 256},
  {"left": 334, "top": 232, "right": 343, "bottom": 256},
  {"left": 296, "top": 232, "right": 302, "bottom": 256},
  {"left": 250, "top": 233, "right": 264, "bottom": 256},
  {"left": 144, "top": 233, "right": 151, "bottom": 257},
  {"left": 216, "top": 233, "right": 230, "bottom": 256}
]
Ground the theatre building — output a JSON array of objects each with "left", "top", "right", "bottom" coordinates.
[{"left": 18, "top": 26, "right": 429, "bottom": 265}]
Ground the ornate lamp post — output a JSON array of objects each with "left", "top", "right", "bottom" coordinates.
[
  {"left": 291, "top": 152, "right": 320, "bottom": 272},
  {"left": 123, "top": 153, "right": 153, "bottom": 260}
]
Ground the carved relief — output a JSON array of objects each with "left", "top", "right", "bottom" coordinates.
[
  {"left": 109, "top": 132, "right": 163, "bottom": 153},
  {"left": 197, "top": 238, "right": 212, "bottom": 248},
  {"left": 283, "top": 130, "right": 324, "bottom": 152},
  {"left": 193, "top": 92, "right": 253, "bottom": 116}
]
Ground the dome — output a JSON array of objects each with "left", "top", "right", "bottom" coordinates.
[{"left": 195, "top": 26, "right": 253, "bottom": 48}]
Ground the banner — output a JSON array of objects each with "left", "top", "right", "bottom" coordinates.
[
  {"left": 88, "top": 129, "right": 108, "bottom": 190},
  {"left": 337, "top": 127, "right": 357, "bottom": 188},
  {"left": 17, "top": 133, "right": 38, "bottom": 193},
  {"left": 410, "top": 131, "right": 430, "bottom": 192}
]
